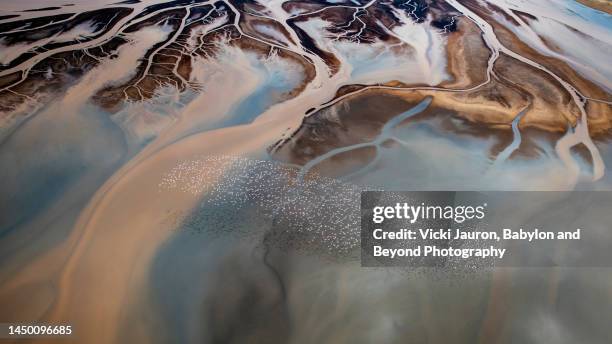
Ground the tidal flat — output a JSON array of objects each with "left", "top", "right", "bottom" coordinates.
[{"left": 0, "top": 0, "right": 611, "bottom": 342}]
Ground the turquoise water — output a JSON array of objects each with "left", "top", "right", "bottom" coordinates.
[{"left": 566, "top": 0, "right": 612, "bottom": 30}]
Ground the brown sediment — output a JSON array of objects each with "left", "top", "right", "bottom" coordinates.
[
  {"left": 381, "top": 138, "right": 399, "bottom": 149},
  {"left": 460, "top": 1, "right": 612, "bottom": 129},
  {"left": 273, "top": 88, "right": 520, "bottom": 171},
  {"left": 510, "top": 127, "right": 559, "bottom": 160},
  {"left": 0, "top": 71, "right": 23, "bottom": 92},
  {"left": 1, "top": 35, "right": 126, "bottom": 114},
  {"left": 485, "top": 2, "right": 519, "bottom": 26},
  {"left": 575, "top": 0, "right": 612, "bottom": 14},
  {"left": 587, "top": 100, "right": 612, "bottom": 139},
  {"left": 427, "top": 91, "right": 528, "bottom": 152},
  {"left": 391, "top": 75, "right": 528, "bottom": 131},
  {"left": 273, "top": 85, "right": 572, "bottom": 174},
  {"left": 408, "top": 101, "right": 564, "bottom": 163},
  {"left": 22, "top": 6, "right": 62, "bottom": 12},
  {"left": 334, "top": 84, "right": 367, "bottom": 98},
  {"left": 401, "top": 51, "right": 590, "bottom": 157},
  {"left": 369, "top": 3, "right": 402, "bottom": 33},
  {"left": 286, "top": 17, "right": 342, "bottom": 75},
  {"left": 276, "top": 53, "right": 589, "bottom": 170},
  {"left": 94, "top": 12, "right": 315, "bottom": 112},
  {"left": 0, "top": 7, "right": 134, "bottom": 113},
  {"left": 494, "top": 54, "right": 580, "bottom": 132},
  {"left": 570, "top": 142, "right": 594, "bottom": 168},
  {"left": 320, "top": 6, "right": 391, "bottom": 43},
  {"left": 274, "top": 90, "right": 418, "bottom": 166},
  {"left": 465, "top": 1, "right": 611, "bottom": 101},
  {"left": 230, "top": 0, "right": 267, "bottom": 14},
  {"left": 240, "top": 14, "right": 296, "bottom": 47},
  {"left": 100, "top": 8, "right": 191, "bottom": 105},
  {"left": 309, "top": 146, "right": 377, "bottom": 178},
  {"left": 0, "top": 14, "right": 20, "bottom": 21},
  {"left": 401, "top": 98, "right": 516, "bottom": 160},
  {"left": 275, "top": 80, "right": 517, "bottom": 166},
  {"left": 274, "top": 0, "right": 611, "bottom": 173},
  {"left": 491, "top": 25, "right": 612, "bottom": 134},
  {"left": 440, "top": 19, "right": 491, "bottom": 89},
  {"left": 511, "top": 10, "right": 537, "bottom": 22},
  {"left": 281, "top": 1, "right": 326, "bottom": 16},
  {"left": 176, "top": 53, "right": 192, "bottom": 82},
  {"left": 0, "top": 7, "right": 132, "bottom": 72},
  {"left": 106, "top": 4, "right": 234, "bottom": 101}
]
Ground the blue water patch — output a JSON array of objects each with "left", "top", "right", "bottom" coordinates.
[
  {"left": 346, "top": 50, "right": 382, "bottom": 79},
  {"left": 213, "top": 61, "right": 300, "bottom": 129},
  {"left": 0, "top": 102, "right": 127, "bottom": 238},
  {"left": 565, "top": 1, "right": 612, "bottom": 31}
]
